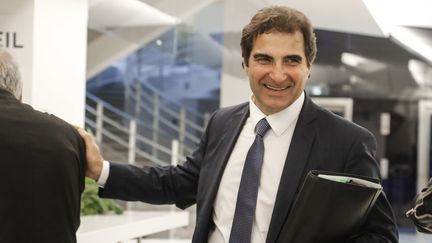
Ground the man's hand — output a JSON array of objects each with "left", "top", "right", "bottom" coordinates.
[{"left": 75, "top": 126, "right": 104, "bottom": 181}]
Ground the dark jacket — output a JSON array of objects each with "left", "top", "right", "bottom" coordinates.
[
  {"left": 100, "top": 93, "right": 398, "bottom": 243},
  {"left": 0, "top": 89, "right": 86, "bottom": 243}
]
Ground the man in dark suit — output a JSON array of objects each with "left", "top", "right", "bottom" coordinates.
[
  {"left": 78, "top": 6, "right": 398, "bottom": 243},
  {"left": 0, "top": 50, "right": 86, "bottom": 243}
]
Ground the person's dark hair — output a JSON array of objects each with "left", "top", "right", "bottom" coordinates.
[{"left": 241, "top": 6, "right": 317, "bottom": 67}]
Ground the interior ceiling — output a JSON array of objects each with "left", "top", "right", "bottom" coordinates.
[
  {"left": 231, "top": 0, "right": 386, "bottom": 37},
  {"left": 91, "top": 0, "right": 432, "bottom": 64},
  {"left": 88, "top": 0, "right": 432, "bottom": 100},
  {"left": 225, "top": 0, "right": 432, "bottom": 100},
  {"left": 314, "top": 30, "right": 419, "bottom": 66},
  {"left": 89, "top": 0, "right": 178, "bottom": 32}
]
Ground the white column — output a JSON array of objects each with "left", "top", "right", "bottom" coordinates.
[
  {"left": 220, "top": 72, "right": 250, "bottom": 108},
  {"left": 32, "top": 0, "right": 88, "bottom": 125},
  {"left": 0, "top": 0, "right": 34, "bottom": 105},
  {"left": 0, "top": 0, "right": 88, "bottom": 126},
  {"left": 219, "top": 0, "right": 259, "bottom": 108}
]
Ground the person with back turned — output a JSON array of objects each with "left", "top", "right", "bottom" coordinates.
[
  {"left": 0, "top": 50, "right": 86, "bottom": 243},
  {"left": 77, "top": 6, "right": 398, "bottom": 243}
]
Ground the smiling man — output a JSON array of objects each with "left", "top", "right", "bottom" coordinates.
[
  {"left": 246, "top": 31, "right": 310, "bottom": 115},
  {"left": 77, "top": 6, "right": 398, "bottom": 243}
]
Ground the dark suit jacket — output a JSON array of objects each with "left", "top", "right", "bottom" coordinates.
[
  {"left": 0, "top": 89, "right": 86, "bottom": 243},
  {"left": 100, "top": 93, "right": 398, "bottom": 243}
]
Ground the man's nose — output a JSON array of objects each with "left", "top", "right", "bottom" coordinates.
[{"left": 269, "top": 63, "right": 287, "bottom": 82}]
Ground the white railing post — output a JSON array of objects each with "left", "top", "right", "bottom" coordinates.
[
  {"left": 128, "top": 120, "right": 137, "bottom": 165},
  {"left": 171, "top": 139, "right": 179, "bottom": 166},
  {"left": 95, "top": 102, "right": 104, "bottom": 146},
  {"left": 135, "top": 80, "right": 141, "bottom": 117},
  {"left": 203, "top": 112, "right": 211, "bottom": 128},
  {"left": 126, "top": 120, "right": 136, "bottom": 211},
  {"left": 152, "top": 94, "right": 160, "bottom": 159},
  {"left": 169, "top": 139, "right": 180, "bottom": 238},
  {"left": 179, "top": 107, "right": 186, "bottom": 157}
]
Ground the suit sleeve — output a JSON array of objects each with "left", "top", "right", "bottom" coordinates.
[
  {"left": 98, "top": 111, "right": 213, "bottom": 209},
  {"left": 344, "top": 131, "right": 399, "bottom": 243}
]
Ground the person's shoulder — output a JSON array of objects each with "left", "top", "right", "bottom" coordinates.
[
  {"left": 202, "top": 102, "right": 248, "bottom": 131},
  {"left": 22, "top": 105, "right": 81, "bottom": 141},
  {"left": 213, "top": 102, "right": 248, "bottom": 118},
  {"left": 33, "top": 109, "right": 72, "bottom": 129}
]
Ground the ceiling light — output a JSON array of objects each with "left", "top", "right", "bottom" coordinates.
[
  {"left": 408, "top": 59, "right": 432, "bottom": 86},
  {"left": 341, "top": 52, "right": 367, "bottom": 68},
  {"left": 391, "top": 26, "right": 432, "bottom": 63},
  {"left": 89, "top": 0, "right": 179, "bottom": 31}
]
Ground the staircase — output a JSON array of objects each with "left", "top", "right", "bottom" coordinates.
[{"left": 84, "top": 80, "right": 210, "bottom": 167}]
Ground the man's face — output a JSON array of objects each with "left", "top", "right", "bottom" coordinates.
[{"left": 245, "top": 31, "right": 310, "bottom": 115}]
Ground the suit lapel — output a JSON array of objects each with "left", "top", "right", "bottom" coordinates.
[
  {"left": 196, "top": 103, "right": 250, "bottom": 238},
  {"left": 206, "top": 104, "right": 249, "bottom": 194},
  {"left": 266, "top": 95, "right": 318, "bottom": 243}
]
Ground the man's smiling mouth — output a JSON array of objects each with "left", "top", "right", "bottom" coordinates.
[{"left": 264, "top": 84, "right": 290, "bottom": 91}]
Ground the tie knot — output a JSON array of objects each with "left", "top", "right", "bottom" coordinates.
[{"left": 255, "top": 118, "right": 270, "bottom": 137}]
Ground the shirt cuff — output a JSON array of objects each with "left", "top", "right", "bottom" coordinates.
[{"left": 96, "top": 160, "right": 110, "bottom": 187}]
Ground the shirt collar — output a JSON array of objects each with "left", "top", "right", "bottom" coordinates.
[{"left": 249, "top": 91, "right": 305, "bottom": 137}]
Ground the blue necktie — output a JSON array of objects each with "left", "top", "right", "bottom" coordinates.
[{"left": 229, "top": 118, "right": 271, "bottom": 243}]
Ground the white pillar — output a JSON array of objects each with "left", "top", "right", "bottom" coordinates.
[
  {"left": 0, "top": 0, "right": 34, "bottom": 105},
  {"left": 220, "top": 73, "right": 250, "bottom": 108},
  {"left": 219, "top": 0, "right": 263, "bottom": 108},
  {"left": 0, "top": 0, "right": 88, "bottom": 126}
]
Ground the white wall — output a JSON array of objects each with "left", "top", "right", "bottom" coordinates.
[
  {"left": 0, "top": 0, "right": 88, "bottom": 126},
  {"left": 0, "top": 0, "right": 34, "bottom": 104},
  {"left": 220, "top": 72, "right": 250, "bottom": 108},
  {"left": 32, "top": 0, "right": 88, "bottom": 125}
]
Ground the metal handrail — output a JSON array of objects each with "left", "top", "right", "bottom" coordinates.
[
  {"left": 131, "top": 87, "right": 206, "bottom": 137},
  {"left": 138, "top": 81, "right": 206, "bottom": 120},
  {"left": 85, "top": 74, "right": 210, "bottom": 166},
  {"left": 88, "top": 92, "right": 185, "bottom": 144},
  {"left": 129, "top": 82, "right": 206, "bottom": 142},
  {"left": 87, "top": 92, "right": 135, "bottom": 121},
  {"left": 87, "top": 116, "right": 169, "bottom": 166},
  {"left": 85, "top": 94, "right": 194, "bottom": 166}
]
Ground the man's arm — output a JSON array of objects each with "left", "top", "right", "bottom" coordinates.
[
  {"left": 74, "top": 121, "right": 207, "bottom": 209},
  {"left": 348, "top": 193, "right": 399, "bottom": 243},
  {"left": 344, "top": 131, "right": 398, "bottom": 243}
]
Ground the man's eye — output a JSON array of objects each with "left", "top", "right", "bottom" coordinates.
[
  {"left": 285, "top": 58, "right": 301, "bottom": 65},
  {"left": 256, "top": 58, "right": 271, "bottom": 64}
]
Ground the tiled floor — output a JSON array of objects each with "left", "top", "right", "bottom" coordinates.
[
  {"left": 127, "top": 233, "right": 428, "bottom": 243},
  {"left": 140, "top": 240, "right": 190, "bottom": 243},
  {"left": 141, "top": 234, "right": 428, "bottom": 243},
  {"left": 141, "top": 235, "right": 428, "bottom": 243},
  {"left": 400, "top": 232, "right": 431, "bottom": 243}
]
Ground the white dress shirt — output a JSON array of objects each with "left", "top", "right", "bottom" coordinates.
[
  {"left": 208, "top": 92, "right": 304, "bottom": 243},
  {"left": 98, "top": 92, "right": 305, "bottom": 243},
  {"left": 97, "top": 160, "right": 110, "bottom": 187}
]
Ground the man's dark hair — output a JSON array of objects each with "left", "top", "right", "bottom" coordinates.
[{"left": 240, "top": 6, "right": 317, "bottom": 67}]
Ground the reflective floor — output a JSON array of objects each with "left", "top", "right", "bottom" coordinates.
[{"left": 400, "top": 232, "right": 431, "bottom": 243}]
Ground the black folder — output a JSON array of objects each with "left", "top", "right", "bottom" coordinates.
[{"left": 276, "top": 170, "right": 382, "bottom": 243}]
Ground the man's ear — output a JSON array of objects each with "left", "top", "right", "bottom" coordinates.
[{"left": 242, "top": 62, "right": 249, "bottom": 75}]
